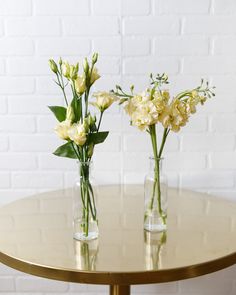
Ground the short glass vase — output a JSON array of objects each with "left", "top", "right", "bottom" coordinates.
[
  {"left": 144, "top": 157, "right": 168, "bottom": 232},
  {"left": 73, "top": 161, "right": 98, "bottom": 241}
]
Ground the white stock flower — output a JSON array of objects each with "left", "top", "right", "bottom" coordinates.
[
  {"left": 68, "top": 122, "right": 87, "bottom": 146},
  {"left": 91, "top": 91, "right": 118, "bottom": 111},
  {"left": 55, "top": 120, "right": 71, "bottom": 140}
]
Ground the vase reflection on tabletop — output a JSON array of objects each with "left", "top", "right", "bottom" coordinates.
[
  {"left": 144, "top": 231, "right": 167, "bottom": 270},
  {"left": 74, "top": 239, "right": 99, "bottom": 270}
]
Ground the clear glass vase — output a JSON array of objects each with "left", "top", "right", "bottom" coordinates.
[
  {"left": 73, "top": 161, "right": 98, "bottom": 241},
  {"left": 144, "top": 157, "right": 167, "bottom": 232}
]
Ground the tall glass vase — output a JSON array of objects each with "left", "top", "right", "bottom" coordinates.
[
  {"left": 144, "top": 157, "right": 167, "bottom": 232},
  {"left": 73, "top": 161, "right": 98, "bottom": 241}
]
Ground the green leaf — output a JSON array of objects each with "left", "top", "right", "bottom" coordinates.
[
  {"left": 88, "top": 131, "right": 109, "bottom": 145},
  {"left": 48, "top": 106, "right": 66, "bottom": 122},
  {"left": 53, "top": 142, "right": 78, "bottom": 159}
]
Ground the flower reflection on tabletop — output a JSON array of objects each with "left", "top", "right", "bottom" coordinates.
[
  {"left": 48, "top": 54, "right": 118, "bottom": 241},
  {"left": 112, "top": 74, "right": 215, "bottom": 232}
]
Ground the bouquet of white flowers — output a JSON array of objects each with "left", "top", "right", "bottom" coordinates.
[
  {"left": 112, "top": 74, "right": 215, "bottom": 231},
  {"left": 49, "top": 53, "right": 117, "bottom": 240}
]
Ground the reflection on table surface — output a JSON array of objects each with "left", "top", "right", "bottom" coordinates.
[{"left": 0, "top": 184, "right": 236, "bottom": 273}]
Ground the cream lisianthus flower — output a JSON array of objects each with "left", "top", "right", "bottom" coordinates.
[
  {"left": 91, "top": 91, "right": 118, "bottom": 111},
  {"left": 55, "top": 120, "right": 71, "bottom": 140},
  {"left": 68, "top": 122, "right": 87, "bottom": 146},
  {"left": 75, "top": 75, "right": 86, "bottom": 94},
  {"left": 90, "top": 67, "right": 100, "bottom": 85}
]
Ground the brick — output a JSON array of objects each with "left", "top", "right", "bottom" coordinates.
[
  {"left": 0, "top": 154, "right": 37, "bottom": 170},
  {"left": 37, "top": 115, "right": 56, "bottom": 133},
  {"left": 0, "top": 277, "right": 15, "bottom": 291},
  {"left": 12, "top": 172, "right": 64, "bottom": 189},
  {"left": 123, "top": 37, "right": 150, "bottom": 56},
  {"left": 213, "top": 0, "right": 236, "bottom": 14},
  {"left": 96, "top": 57, "right": 120, "bottom": 74},
  {"left": 6, "top": 17, "right": 61, "bottom": 36},
  {"left": 0, "top": 135, "right": 9, "bottom": 151},
  {"left": 181, "top": 115, "right": 208, "bottom": 133},
  {"left": 123, "top": 152, "right": 149, "bottom": 171},
  {"left": 124, "top": 17, "right": 180, "bottom": 35},
  {"left": 95, "top": 133, "right": 121, "bottom": 152},
  {"left": 0, "top": 59, "right": 6, "bottom": 75},
  {"left": 93, "top": 37, "right": 121, "bottom": 55},
  {"left": 182, "top": 57, "right": 236, "bottom": 74},
  {"left": 34, "top": 0, "right": 89, "bottom": 15},
  {"left": 124, "top": 57, "right": 179, "bottom": 74},
  {"left": 36, "top": 38, "right": 91, "bottom": 56},
  {"left": 63, "top": 17, "right": 119, "bottom": 36},
  {"left": 0, "top": 96, "right": 7, "bottom": 113},
  {"left": 155, "top": 37, "right": 209, "bottom": 56},
  {"left": 0, "top": 38, "right": 34, "bottom": 55},
  {"left": 179, "top": 273, "right": 232, "bottom": 293},
  {"left": 159, "top": 0, "right": 210, "bottom": 14},
  {"left": 210, "top": 152, "right": 236, "bottom": 169},
  {"left": 0, "top": 0, "right": 31, "bottom": 15},
  {"left": 165, "top": 152, "right": 206, "bottom": 171},
  {"left": 211, "top": 115, "right": 236, "bottom": 132},
  {"left": 15, "top": 277, "right": 68, "bottom": 292},
  {"left": 122, "top": 0, "right": 150, "bottom": 16},
  {"left": 0, "top": 78, "right": 35, "bottom": 94},
  {"left": 8, "top": 95, "right": 63, "bottom": 114},
  {"left": 214, "top": 37, "right": 236, "bottom": 55},
  {"left": 182, "top": 134, "right": 235, "bottom": 151},
  {"left": 0, "top": 116, "right": 35, "bottom": 133},
  {"left": 38, "top": 154, "right": 76, "bottom": 170},
  {"left": 0, "top": 172, "right": 10, "bottom": 188},
  {"left": 7, "top": 57, "right": 52, "bottom": 76},
  {"left": 184, "top": 16, "right": 236, "bottom": 35},
  {"left": 92, "top": 0, "right": 120, "bottom": 15},
  {"left": 9, "top": 135, "right": 60, "bottom": 152},
  {"left": 93, "top": 152, "right": 122, "bottom": 170},
  {"left": 181, "top": 171, "right": 234, "bottom": 188}
]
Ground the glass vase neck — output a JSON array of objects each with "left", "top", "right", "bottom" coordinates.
[{"left": 149, "top": 157, "right": 163, "bottom": 171}]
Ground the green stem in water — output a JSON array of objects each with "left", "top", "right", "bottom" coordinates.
[{"left": 148, "top": 125, "right": 166, "bottom": 225}]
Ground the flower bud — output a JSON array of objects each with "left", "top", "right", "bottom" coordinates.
[
  {"left": 90, "top": 67, "right": 100, "bottom": 85},
  {"left": 87, "top": 113, "right": 96, "bottom": 126},
  {"left": 66, "top": 105, "right": 75, "bottom": 122},
  {"left": 74, "top": 75, "right": 86, "bottom": 95},
  {"left": 92, "top": 52, "right": 98, "bottom": 64},
  {"left": 48, "top": 59, "right": 58, "bottom": 74},
  {"left": 83, "top": 58, "right": 89, "bottom": 74},
  {"left": 61, "top": 61, "right": 70, "bottom": 78},
  {"left": 59, "top": 57, "right": 62, "bottom": 66},
  {"left": 88, "top": 143, "right": 94, "bottom": 157}
]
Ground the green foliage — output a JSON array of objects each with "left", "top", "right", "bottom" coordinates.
[
  {"left": 88, "top": 131, "right": 109, "bottom": 145},
  {"left": 53, "top": 142, "right": 78, "bottom": 159},
  {"left": 48, "top": 106, "right": 67, "bottom": 122}
]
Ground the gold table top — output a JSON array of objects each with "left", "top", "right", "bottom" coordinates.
[{"left": 0, "top": 184, "right": 236, "bottom": 285}]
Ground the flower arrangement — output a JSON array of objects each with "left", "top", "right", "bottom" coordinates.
[
  {"left": 112, "top": 74, "right": 215, "bottom": 231},
  {"left": 48, "top": 53, "right": 117, "bottom": 240}
]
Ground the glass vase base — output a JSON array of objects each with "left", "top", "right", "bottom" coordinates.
[
  {"left": 73, "top": 231, "right": 98, "bottom": 241},
  {"left": 144, "top": 223, "right": 167, "bottom": 233}
]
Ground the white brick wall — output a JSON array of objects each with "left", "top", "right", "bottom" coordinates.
[{"left": 0, "top": 0, "right": 236, "bottom": 294}]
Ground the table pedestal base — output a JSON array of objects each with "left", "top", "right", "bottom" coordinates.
[{"left": 110, "top": 285, "right": 130, "bottom": 295}]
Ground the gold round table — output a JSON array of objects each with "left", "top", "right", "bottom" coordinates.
[{"left": 0, "top": 185, "right": 236, "bottom": 295}]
